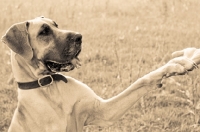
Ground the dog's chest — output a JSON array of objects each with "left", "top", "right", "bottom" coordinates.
[{"left": 15, "top": 84, "right": 85, "bottom": 132}]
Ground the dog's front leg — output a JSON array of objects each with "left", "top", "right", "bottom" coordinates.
[{"left": 85, "top": 60, "right": 195, "bottom": 126}]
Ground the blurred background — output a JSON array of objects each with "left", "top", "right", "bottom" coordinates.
[{"left": 1, "top": 0, "right": 200, "bottom": 131}]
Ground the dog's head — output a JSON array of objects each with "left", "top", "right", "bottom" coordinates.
[{"left": 2, "top": 16, "right": 82, "bottom": 74}]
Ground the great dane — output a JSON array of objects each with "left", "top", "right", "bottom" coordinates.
[{"left": 2, "top": 16, "right": 199, "bottom": 132}]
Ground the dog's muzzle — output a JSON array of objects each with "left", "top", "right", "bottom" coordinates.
[
  {"left": 45, "top": 33, "right": 82, "bottom": 73},
  {"left": 45, "top": 50, "right": 81, "bottom": 72}
]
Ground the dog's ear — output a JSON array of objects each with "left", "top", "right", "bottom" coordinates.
[{"left": 1, "top": 21, "right": 33, "bottom": 60}]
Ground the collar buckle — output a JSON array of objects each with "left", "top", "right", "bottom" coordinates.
[{"left": 38, "top": 75, "right": 53, "bottom": 87}]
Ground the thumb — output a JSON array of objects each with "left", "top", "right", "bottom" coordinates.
[{"left": 172, "top": 50, "right": 184, "bottom": 58}]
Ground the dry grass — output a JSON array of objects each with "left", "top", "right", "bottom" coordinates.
[{"left": 1, "top": 0, "right": 200, "bottom": 131}]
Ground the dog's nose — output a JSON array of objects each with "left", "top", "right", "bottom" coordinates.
[{"left": 74, "top": 33, "right": 82, "bottom": 43}]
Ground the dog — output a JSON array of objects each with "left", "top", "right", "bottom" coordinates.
[{"left": 1, "top": 16, "right": 197, "bottom": 132}]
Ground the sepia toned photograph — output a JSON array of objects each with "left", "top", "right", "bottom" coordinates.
[{"left": 1, "top": 0, "right": 200, "bottom": 132}]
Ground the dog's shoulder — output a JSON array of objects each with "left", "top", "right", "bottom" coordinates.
[
  {"left": 59, "top": 75, "right": 101, "bottom": 112},
  {"left": 59, "top": 75, "right": 98, "bottom": 98}
]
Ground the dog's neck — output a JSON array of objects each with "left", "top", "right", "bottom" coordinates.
[{"left": 11, "top": 52, "right": 45, "bottom": 82}]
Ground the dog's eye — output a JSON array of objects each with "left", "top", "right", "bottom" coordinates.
[{"left": 39, "top": 26, "right": 50, "bottom": 35}]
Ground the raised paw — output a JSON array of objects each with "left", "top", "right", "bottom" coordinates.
[
  {"left": 167, "top": 56, "right": 198, "bottom": 72},
  {"left": 157, "top": 58, "right": 197, "bottom": 87},
  {"left": 154, "top": 63, "right": 187, "bottom": 88},
  {"left": 141, "top": 56, "right": 198, "bottom": 88},
  {"left": 141, "top": 63, "right": 187, "bottom": 88},
  {"left": 164, "top": 63, "right": 189, "bottom": 77}
]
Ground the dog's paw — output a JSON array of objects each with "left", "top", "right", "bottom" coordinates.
[
  {"left": 147, "top": 62, "right": 192, "bottom": 88},
  {"left": 142, "top": 53, "right": 198, "bottom": 88},
  {"left": 164, "top": 63, "right": 188, "bottom": 77},
  {"left": 155, "top": 63, "right": 187, "bottom": 88},
  {"left": 167, "top": 56, "right": 198, "bottom": 73},
  {"left": 156, "top": 58, "right": 197, "bottom": 88}
]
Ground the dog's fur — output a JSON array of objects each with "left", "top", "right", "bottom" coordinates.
[{"left": 2, "top": 17, "right": 196, "bottom": 132}]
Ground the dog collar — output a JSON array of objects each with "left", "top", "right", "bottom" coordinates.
[{"left": 17, "top": 74, "right": 68, "bottom": 90}]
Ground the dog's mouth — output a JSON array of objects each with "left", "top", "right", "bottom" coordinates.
[{"left": 45, "top": 50, "right": 81, "bottom": 73}]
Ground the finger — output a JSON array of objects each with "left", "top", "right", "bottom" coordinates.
[
  {"left": 172, "top": 50, "right": 184, "bottom": 58},
  {"left": 192, "top": 60, "right": 199, "bottom": 69},
  {"left": 185, "top": 58, "right": 198, "bottom": 69}
]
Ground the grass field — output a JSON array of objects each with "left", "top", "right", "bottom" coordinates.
[{"left": 1, "top": 0, "right": 200, "bottom": 131}]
